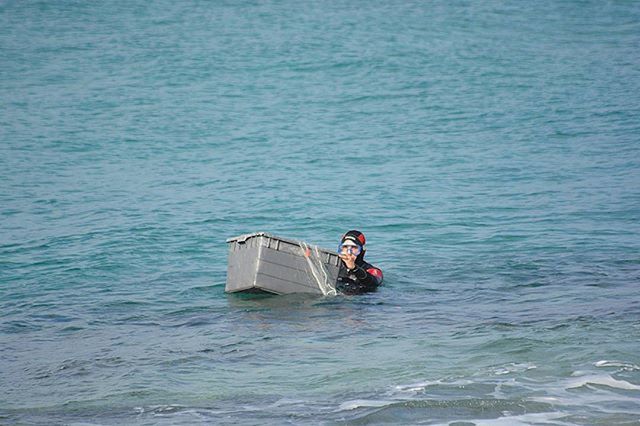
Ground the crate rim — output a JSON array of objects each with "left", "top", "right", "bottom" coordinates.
[{"left": 226, "top": 232, "right": 337, "bottom": 257}]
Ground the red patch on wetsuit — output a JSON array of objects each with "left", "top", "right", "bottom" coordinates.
[{"left": 367, "top": 268, "right": 383, "bottom": 279}]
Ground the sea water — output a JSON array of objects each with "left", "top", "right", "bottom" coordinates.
[{"left": 1, "top": 0, "right": 639, "bottom": 424}]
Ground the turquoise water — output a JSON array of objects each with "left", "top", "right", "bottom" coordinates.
[{"left": 2, "top": 0, "right": 640, "bottom": 424}]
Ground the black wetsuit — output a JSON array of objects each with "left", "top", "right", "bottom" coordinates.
[{"left": 336, "top": 259, "right": 383, "bottom": 295}]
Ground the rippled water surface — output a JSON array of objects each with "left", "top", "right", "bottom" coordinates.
[{"left": 2, "top": 0, "right": 640, "bottom": 424}]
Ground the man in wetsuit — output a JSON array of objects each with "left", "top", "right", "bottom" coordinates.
[{"left": 337, "top": 230, "right": 383, "bottom": 295}]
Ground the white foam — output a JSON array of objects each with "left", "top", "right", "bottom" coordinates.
[
  {"left": 528, "top": 396, "right": 562, "bottom": 403},
  {"left": 338, "top": 399, "right": 392, "bottom": 411},
  {"left": 492, "top": 363, "right": 537, "bottom": 376},
  {"left": 530, "top": 389, "right": 640, "bottom": 407},
  {"left": 270, "top": 398, "right": 307, "bottom": 407},
  {"left": 457, "top": 411, "right": 572, "bottom": 426},
  {"left": 595, "top": 360, "right": 640, "bottom": 370},
  {"left": 488, "top": 379, "right": 518, "bottom": 399},
  {"left": 149, "top": 404, "right": 184, "bottom": 414},
  {"left": 393, "top": 380, "right": 440, "bottom": 392},
  {"left": 566, "top": 373, "right": 640, "bottom": 391},
  {"left": 393, "top": 379, "right": 474, "bottom": 393}
]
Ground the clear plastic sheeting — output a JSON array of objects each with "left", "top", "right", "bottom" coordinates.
[{"left": 298, "top": 241, "right": 338, "bottom": 296}]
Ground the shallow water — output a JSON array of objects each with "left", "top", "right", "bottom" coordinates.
[{"left": 2, "top": 0, "right": 640, "bottom": 424}]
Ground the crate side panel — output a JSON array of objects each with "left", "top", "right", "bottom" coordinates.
[
  {"left": 258, "top": 256, "right": 320, "bottom": 291},
  {"left": 225, "top": 241, "right": 261, "bottom": 293},
  {"left": 258, "top": 247, "right": 339, "bottom": 294},
  {"left": 254, "top": 271, "right": 325, "bottom": 295},
  {"left": 260, "top": 247, "right": 309, "bottom": 272}
]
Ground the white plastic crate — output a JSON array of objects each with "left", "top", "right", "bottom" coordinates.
[{"left": 225, "top": 232, "right": 342, "bottom": 295}]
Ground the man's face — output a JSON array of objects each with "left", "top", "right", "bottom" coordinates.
[{"left": 339, "top": 241, "right": 362, "bottom": 256}]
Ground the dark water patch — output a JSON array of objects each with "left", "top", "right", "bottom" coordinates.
[
  {"left": 112, "top": 315, "right": 161, "bottom": 327},
  {"left": 59, "top": 325, "right": 85, "bottom": 334},
  {"left": 164, "top": 305, "right": 218, "bottom": 318},
  {"left": 158, "top": 355, "right": 209, "bottom": 368},
  {"left": 224, "top": 292, "right": 330, "bottom": 310},
  {"left": 28, "top": 313, "right": 75, "bottom": 323},
  {"left": 167, "top": 316, "right": 217, "bottom": 328},
  {"left": 1, "top": 320, "right": 43, "bottom": 334},
  {"left": 102, "top": 299, "right": 155, "bottom": 310},
  {"left": 26, "top": 357, "right": 114, "bottom": 382}
]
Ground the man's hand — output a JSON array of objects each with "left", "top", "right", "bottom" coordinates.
[{"left": 339, "top": 253, "right": 357, "bottom": 270}]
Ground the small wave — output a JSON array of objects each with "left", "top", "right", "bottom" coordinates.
[
  {"left": 336, "top": 398, "right": 558, "bottom": 423},
  {"left": 392, "top": 379, "right": 475, "bottom": 395},
  {"left": 60, "top": 325, "right": 84, "bottom": 333},
  {"left": 457, "top": 411, "right": 571, "bottom": 426},
  {"left": 103, "top": 300, "right": 152, "bottom": 308},
  {"left": 595, "top": 360, "right": 640, "bottom": 370},
  {"left": 269, "top": 398, "right": 308, "bottom": 408},
  {"left": 393, "top": 381, "right": 437, "bottom": 393},
  {"left": 338, "top": 399, "right": 393, "bottom": 411},
  {"left": 566, "top": 373, "right": 640, "bottom": 391},
  {"left": 490, "top": 362, "right": 537, "bottom": 376},
  {"left": 147, "top": 404, "right": 184, "bottom": 414},
  {"left": 1, "top": 320, "right": 42, "bottom": 333}
]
